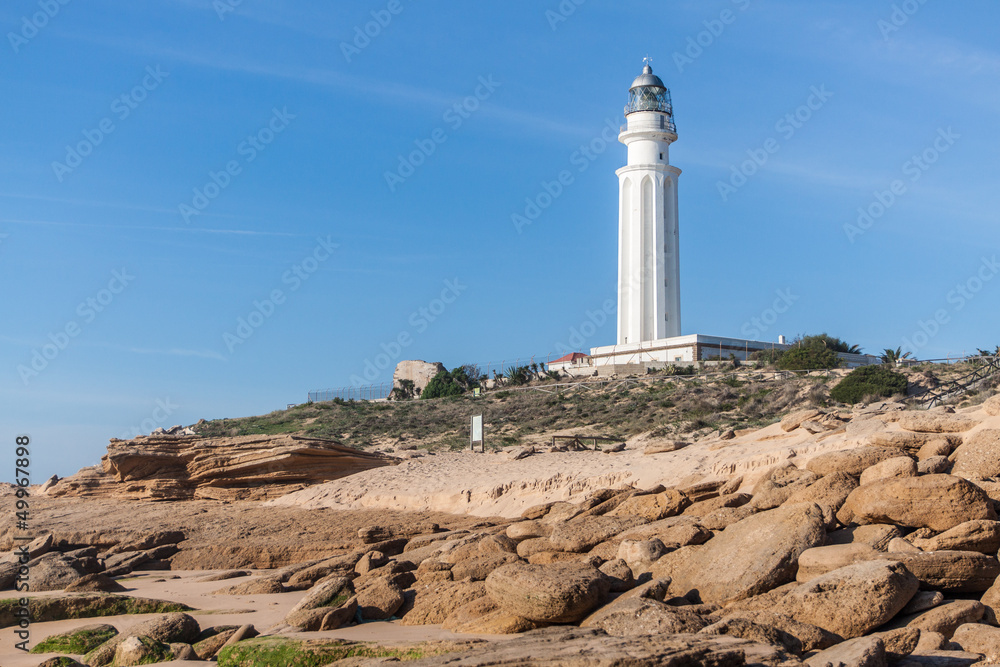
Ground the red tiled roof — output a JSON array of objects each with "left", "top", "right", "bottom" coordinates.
[{"left": 551, "top": 352, "right": 590, "bottom": 363}]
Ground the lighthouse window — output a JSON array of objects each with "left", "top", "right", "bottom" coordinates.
[{"left": 659, "top": 153, "right": 663, "bottom": 160}]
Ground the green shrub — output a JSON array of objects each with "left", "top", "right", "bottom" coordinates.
[
  {"left": 421, "top": 370, "right": 465, "bottom": 399},
  {"left": 777, "top": 343, "right": 840, "bottom": 371},
  {"left": 830, "top": 365, "right": 908, "bottom": 404}
]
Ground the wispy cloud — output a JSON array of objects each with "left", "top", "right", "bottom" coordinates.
[{"left": 0, "top": 217, "right": 302, "bottom": 237}]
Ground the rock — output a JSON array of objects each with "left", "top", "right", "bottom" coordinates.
[
  {"left": 796, "top": 544, "right": 881, "bottom": 582},
  {"left": 721, "top": 611, "right": 840, "bottom": 652},
  {"left": 750, "top": 464, "right": 818, "bottom": 510},
  {"left": 108, "top": 530, "right": 185, "bottom": 554},
  {"left": 682, "top": 492, "right": 752, "bottom": 517},
  {"left": 608, "top": 490, "right": 690, "bottom": 520},
  {"left": 903, "top": 591, "right": 946, "bottom": 615},
  {"left": 826, "top": 524, "right": 904, "bottom": 551},
  {"left": 33, "top": 623, "right": 118, "bottom": 654},
  {"left": 197, "top": 570, "right": 251, "bottom": 582},
  {"left": 193, "top": 627, "right": 239, "bottom": 660},
  {"left": 982, "top": 395, "right": 1000, "bottom": 416},
  {"left": 516, "top": 537, "right": 556, "bottom": 559},
  {"left": 889, "top": 537, "right": 922, "bottom": 553},
  {"left": 614, "top": 516, "right": 710, "bottom": 548},
  {"left": 699, "top": 617, "right": 802, "bottom": 656},
  {"left": 918, "top": 438, "right": 955, "bottom": 460},
  {"left": 581, "top": 596, "right": 707, "bottom": 635},
  {"left": 617, "top": 539, "right": 667, "bottom": 575},
  {"left": 897, "top": 413, "right": 977, "bottom": 434},
  {"left": 442, "top": 597, "right": 544, "bottom": 634},
  {"left": 113, "top": 635, "right": 172, "bottom": 666},
  {"left": 662, "top": 502, "right": 825, "bottom": 605},
  {"left": 485, "top": 562, "right": 610, "bottom": 623},
  {"left": 914, "top": 632, "right": 947, "bottom": 651},
  {"left": 877, "top": 627, "right": 921, "bottom": 660},
  {"left": 48, "top": 434, "right": 393, "bottom": 501},
  {"left": 911, "top": 520, "right": 1000, "bottom": 554},
  {"left": 402, "top": 580, "right": 486, "bottom": 626},
  {"left": 860, "top": 456, "right": 918, "bottom": 486},
  {"left": 896, "top": 649, "right": 985, "bottom": 665},
  {"left": 907, "top": 601, "right": 985, "bottom": 640},
  {"left": 548, "top": 515, "right": 646, "bottom": 553},
  {"left": 837, "top": 475, "right": 996, "bottom": 531},
  {"left": 65, "top": 573, "right": 127, "bottom": 593},
  {"left": 285, "top": 554, "right": 360, "bottom": 588},
  {"left": 981, "top": 577, "right": 1000, "bottom": 624},
  {"left": 771, "top": 560, "right": 920, "bottom": 639},
  {"left": 869, "top": 431, "right": 957, "bottom": 454},
  {"left": 38, "top": 658, "right": 85, "bottom": 667},
  {"left": 103, "top": 551, "right": 151, "bottom": 577},
  {"left": 220, "top": 623, "right": 258, "bottom": 648},
  {"left": 889, "top": 551, "right": 1000, "bottom": 592},
  {"left": 506, "top": 521, "right": 553, "bottom": 541},
  {"left": 950, "top": 430, "right": 1000, "bottom": 479},
  {"left": 643, "top": 440, "right": 689, "bottom": 455},
  {"left": 807, "top": 447, "right": 909, "bottom": 477},
  {"left": 919, "top": 456, "right": 951, "bottom": 475},
  {"left": 598, "top": 559, "right": 634, "bottom": 592},
  {"left": 29, "top": 553, "right": 89, "bottom": 591},
  {"left": 450, "top": 553, "right": 520, "bottom": 582},
  {"left": 393, "top": 360, "right": 446, "bottom": 395},
  {"left": 213, "top": 576, "right": 285, "bottom": 595},
  {"left": 805, "top": 635, "right": 886, "bottom": 667},
  {"left": 355, "top": 550, "right": 388, "bottom": 575},
  {"left": 784, "top": 472, "right": 858, "bottom": 526},
  {"left": 357, "top": 576, "right": 405, "bottom": 620},
  {"left": 380, "top": 626, "right": 802, "bottom": 666},
  {"left": 782, "top": 409, "right": 823, "bottom": 432},
  {"left": 284, "top": 576, "right": 355, "bottom": 630},
  {"left": 951, "top": 623, "right": 1000, "bottom": 662},
  {"left": 700, "top": 505, "right": 756, "bottom": 530}
]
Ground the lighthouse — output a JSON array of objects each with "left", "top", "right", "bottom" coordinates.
[
  {"left": 582, "top": 62, "right": 801, "bottom": 370},
  {"left": 616, "top": 62, "right": 681, "bottom": 344}
]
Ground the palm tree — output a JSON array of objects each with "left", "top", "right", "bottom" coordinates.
[{"left": 881, "top": 347, "right": 912, "bottom": 366}]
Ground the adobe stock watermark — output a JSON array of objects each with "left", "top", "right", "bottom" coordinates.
[
  {"left": 341, "top": 0, "right": 407, "bottom": 63},
  {"left": 52, "top": 66, "right": 169, "bottom": 182},
  {"left": 119, "top": 398, "right": 180, "bottom": 440},
  {"left": 179, "top": 107, "right": 295, "bottom": 223},
  {"left": 554, "top": 297, "right": 616, "bottom": 356},
  {"left": 213, "top": 0, "right": 243, "bottom": 20},
  {"left": 7, "top": 0, "right": 71, "bottom": 54},
  {"left": 385, "top": 75, "right": 501, "bottom": 192},
  {"left": 878, "top": 0, "right": 930, "bottom": 41},
  {"left": 17, "top": 269, "right": 135, "bottom": 385},
  {"left": 673, "top": 0, "right": 751, "bottom": 73},
  {"left": 223, "top": 236, "right": 337, "bottom": 354},
  {"left": 717, "top": 85, "right": 833, "bottom": 202},
  {"left": 546, "top": 0, "right": 587, "bottom": 30},
  {"left": 901, "top": 255, "right": 998, "bottom": 356},
  {"left": 843, "top": 127, "right": 959, "bottom": 243},
  {"left": 740, "top": 289, "right": 798, "bottom": 339},
  {"left": 350, "top": 278, "right": 467, "bottom": 385},
  {"left": 512, "top": 118, "right": 619, "bottom": 234}
]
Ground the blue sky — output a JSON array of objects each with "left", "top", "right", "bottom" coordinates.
[{"left": 3, "top": 0, "right": 999, "bottom": 480}]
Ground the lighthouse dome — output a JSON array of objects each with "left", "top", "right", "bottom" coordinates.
[{"left": 629, "top": 64, "right": 666, "bottom": 91}]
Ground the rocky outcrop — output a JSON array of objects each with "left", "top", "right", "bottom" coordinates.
[
  {"left": 393, "top": 360, "right": 446, "bottom": 396},
  {"left": 838, "top": 475, "right": 996, "bottom": 531},
  {"left": 46, "top": 434, "right": 395, "bottom": 501}
]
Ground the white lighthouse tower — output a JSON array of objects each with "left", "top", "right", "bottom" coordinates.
[
  {"left": 577, "top": 62, "right": 801, "bottom": 371},
  {"left": 617, "top": 62, "right": 681, "bottom": 344}
]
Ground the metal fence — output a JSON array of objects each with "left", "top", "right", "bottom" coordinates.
[{"left": 308, "top": 383, "right": 393, "bottom": 402}]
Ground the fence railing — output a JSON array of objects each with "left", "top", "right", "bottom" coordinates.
[{"left": 308, "top": 383, "right": 393, "bottom": 403}]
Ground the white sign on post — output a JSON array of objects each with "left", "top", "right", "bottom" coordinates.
[{"left": 470, "top": 414, "right": 484, "bottom": 452}]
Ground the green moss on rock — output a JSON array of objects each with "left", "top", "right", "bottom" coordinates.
[
  {"left": 217, "top": 637, "right": 428, "bottom": 667},
  {"left": 31, "top": 624, "right": 119, "bottom": 654}
]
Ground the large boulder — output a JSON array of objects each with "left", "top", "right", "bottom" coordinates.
[
  {"left": 749, "top": 464, "right": 818, "bottom": 510},
  {"left": 784, "top": 472, "right": 857, "bottom": 525},
  {"left": 897, "top": 413, "right": 977, "bottom": 434},
  {"left": 859, "top": 456, "right": 918, "bottom": 486},
  {"left": 796, "top": 544, "right": 881, "bottom": 582},
  {"left": 771, "top": 560, "right": 919, "bottom": 639},
  {"left": 889, "top": 551, "right": 1000, "bottom": 593},
  {"left": 402, "top": 580, "right": 485, "bottom": 626},
  {"left": 951, "top": 623, "right": 1000, "bottom": 663},
  {"left": 837, "top": 474, "right": 996, "bottom": 531},
  {"left": 580, "top": 597, "right": 707, "bottom": 635},
  {"left": 950, "top": 430, "right": 1000, "bottom": 479},
  {"left": 393, "top": 360, "right": 446, "bottom": 396},
  {"left": 906, "top": 600, "right": 984, "bottom": 639},
  {"left": 607, "top": 490, "right": 689, "bottom": 521},
  {"left": 485, "top": 562, "right": 610, "bottom": 623},
  {"left": 699, "top": 617, "right": 803, "bottom": 656},
  {"left": 804, "top": 636, "right": 885, "bottom": 667},
  {"left": 659, "top": 502, "right": 826, "bottom": 605},
  {"left": 283, "top": 576, "right": 355, "bottom": 630},
  {"left": 806, "top": 447, "right": 908, "bottom": 477},
  {"left": 548, "top": 515, "right": 646, "bottom": 553}
]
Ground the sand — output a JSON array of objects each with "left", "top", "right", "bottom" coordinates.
[{"left": 2, "top": 569, "right": 497, "bottom": 666}]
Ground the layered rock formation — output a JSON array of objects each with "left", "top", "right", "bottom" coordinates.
[{"left": 46, "top": 434, "right": 394, "bottom": 501}]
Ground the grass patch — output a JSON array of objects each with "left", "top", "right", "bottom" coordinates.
[
  {"left": 0, "top": 596, "right": 191, "bottom": 628},
  {"left": 217, "top": 637, "right": 433, "bottom": 667},
  {"left": 31, "top": 625, "right": 118, "bottom": 654}
]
